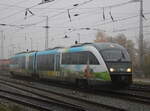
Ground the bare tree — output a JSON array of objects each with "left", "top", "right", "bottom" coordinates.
[{"left": 94, "top": 31, "right": 107, "bottom": 42}]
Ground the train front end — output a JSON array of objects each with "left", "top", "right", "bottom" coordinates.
[
  {"left": 106, "top": 61, "right": 132, "bottom": 85},
  {"left": 94, "top": 43, "right": 132, "bottom": 85}
]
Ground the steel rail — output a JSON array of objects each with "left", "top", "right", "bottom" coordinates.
[
  {"left": 0, "top": 88, "right": 82, "bottom": 111},
  {"left": 94, "top": 87, "right": 150, "bottom": 105},
  {"left": 0, "top": 73, "right": 150, "bottom": 106},
  {"left": 0, "top": 77, "right": 126, "bottom": 111}
]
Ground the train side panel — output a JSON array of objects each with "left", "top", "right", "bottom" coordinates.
[
  {"left": 9, "top": 42, "right": 132, "bottom": 85},
  {"left": 59, "top": 45, "right": 111, "bottom": 84},
  {"left": 0, "top": 59, "right": 10, "bottom": 71},
  {"left": 26, "top": 52, "right": 38, "bottom": 78},
  {"left": 34, "top": 45, "right": 111, "bottom": 84},
  {"left": 9, "top": 53, "right": 31, "bottom": 77},
  {"left": 35, "top": 49, "right": 61, "bottom": 80}
]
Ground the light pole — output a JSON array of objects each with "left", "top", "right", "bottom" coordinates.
[
  {"left": 132, "top": 0, "right": 144, "bottom": 69},
  {"left": 36, "top": 42, "right": 39, "bottom": 51},
  {"left": 77, "top": 33, "right": 80, "bottom": 43},
  {"left": 24, "top": 33, "right": 27, "bottom": 51},
  {"left": 30, "top": 38, "right": 33, "bottom": 51},
  {"left": 12, "top": 46, "right": 16, "bottom": 55},
  {"left": 139, "top": 0, "right": 144, "bottom": 68},
  {"left": 44, "top": 16, "right": 49, "bottom": 49},
  {"left": 0, "top": 30, "right": 4, "bottom": 59}
]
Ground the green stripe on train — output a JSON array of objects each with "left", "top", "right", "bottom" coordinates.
[{"left": 94, "top": 72, "right": 111, "bottom": 81}]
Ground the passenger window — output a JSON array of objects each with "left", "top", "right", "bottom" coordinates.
[{"left": 62, "top": 51, "right": 99, "bottom": 65}]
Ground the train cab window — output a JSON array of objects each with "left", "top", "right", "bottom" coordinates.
[
  {"left": 101, "top": 49, "right": 130, "bottom": 62},
  {"left": 89, "top": 52, "right": 99, "bottom": 64}
]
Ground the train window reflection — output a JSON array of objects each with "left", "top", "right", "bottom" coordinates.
[{"left": 101, "top": 49, "right": 130, "bottom": 62}]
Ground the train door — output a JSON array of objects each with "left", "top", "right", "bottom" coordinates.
[
  {"left": 33, "top": 52, "right": 37, "bottom": 73},
  {"left": 25, "top": 54, "right": 29, "bottom": 70},
  {"left": 54, "top": 54, "right": 60, "bottom": 71},
  {"left": 33, "top": 52, "right": 39, "bottom": 79},
  {"left": 25, "top": 54, "right": 29, "bottom": 76}
]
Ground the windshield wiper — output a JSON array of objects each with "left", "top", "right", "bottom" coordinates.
[
  {"left": 117, "top": 57, "right": 122, "bottom": 61},
  {"left": 121, "top": 51, "right": 125, "bottom": 59}
]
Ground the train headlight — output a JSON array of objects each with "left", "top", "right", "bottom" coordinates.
[
  {"left": 126, "top": 68, "right": 132, "bottom": 72},
  {"left": 110, "top": 68, "right": 115, "bottom": 72}
]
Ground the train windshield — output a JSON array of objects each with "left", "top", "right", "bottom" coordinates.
[{"left": 101, "top": 49, "right": 130, "bottom": 62}]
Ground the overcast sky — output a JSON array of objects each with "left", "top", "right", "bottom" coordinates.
[{"left": 0, "top": 0, "right": 150, "bottom": 58}]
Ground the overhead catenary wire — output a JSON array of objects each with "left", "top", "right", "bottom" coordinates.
[
  {"left": 113, "top": 25, "right": 150, "bottom": 32},
  {"left": 23, "top": 0, "right": 145, "bottom": 26},
  {"left": 47, "top": 10, "right": 150, "bottom": 29},
  {"left": 0, "top": 0, "right": 149, "bottom": 43},
  {"left": 0, "top": 0, "right": 29, "bottom": 12},
  {"left": 48, "top": 0, "right": 139, "bottom": 21},
  {"left": 2, "top": 0, "right": 95, "bottom": 28},
  {"left": 52, "top": 14, "right": 140, "bottom": 32},
  {"left": 0, "top": 0, "right": 139, "bottom": 10},
  {"left": 2, "top": 12, "right": 150, "bottom": 31},
  {"left": 1, "top": 1, "right": 62, "bottom": 26},
  {"left": 0, "top": 0, "right": 140, "bottom": 26},
  {"left": 91, "top": 12, "right": 150, "bottom": 28},
  {"left": 0, "top": 0, "right": 144, "bottom": 27},
  {"left": 0, "top": 0, "right": 56, "bottom": 22},
  {"left": 3, "top": 0, "right": 94, "bottom": 25},
  {"left": 22, "top": 9, "right": 150, "bottom": 30},
  {"left": 3, "top": 0, "right": 150, "bottom": 54}
]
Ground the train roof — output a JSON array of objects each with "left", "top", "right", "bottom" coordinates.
[
  {"left": 10, "top": 42, "right": 125, "bottom": 57},
  {"left": 69, "top": 42, "right": 125, "bottom": 51},
  {"left": 11, "top": 50, "right": 37, "bottom": 58},
  {"left": 45, "top": 47, "right": 64, "bottom": 50},
  {"left": 92, "top": 42, "right": 125, "bottom": 51},
  {"left": 70, "top": 43, "right": 92, "bottom": 48},
  {"left": 37, "top": 48, "right": 59, "bottom": 55},
  {"left": 15, "top": 50, "right": 37, "bottom": 54}
]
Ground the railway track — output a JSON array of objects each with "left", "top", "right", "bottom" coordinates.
[
  {"left": 41, "top": 78, "right": 150, "bottom": 105},
  {"left": 0, "top": 75, "right": 126, "bottom": 111},
  {"left": 41, "top": 79, "right": 150, "bottom": 105},
  {"left": 0, "top": 88, "right": 83, "bottom": 111},
  {"left": 0, "top": 81, "right": 88, "bottom": 111},
  {"left": 128, "top": 84, "right": 150, "bottom": 93},
  {"left": 94, "top": 87, "right": 150, "bottom": 105},
  {"left": 0, "top": 72, "right": 150, "bottom": 111}
]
